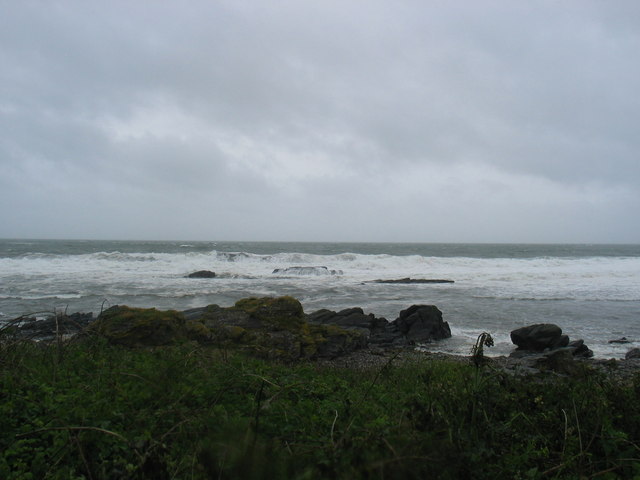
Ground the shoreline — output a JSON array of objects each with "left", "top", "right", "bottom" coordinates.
[{"left": 4, "top": 295, "right": 640, "bottom": 380}]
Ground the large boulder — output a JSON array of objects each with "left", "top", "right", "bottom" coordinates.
[
  {"left": 90, "top": 306, "right": 186, "bottom": 347},
  {"left": 626, "top": 348, "right": 640, "bottom": 360},
  {"left": 392, "top": 305, "right": 451, "bottom": 343},
  {"left": 510, "top": 324, "right": 569, "bottom": 352}
]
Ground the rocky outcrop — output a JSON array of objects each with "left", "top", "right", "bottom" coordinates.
[
  {"left": 372, "top": 278, "right": 454, "bottom": 284},
  {"left": 186, "top": 270, "right": 216, "bottom": 278},
  {"left": 510, "top": 323, "right": 593, "bottom": 361},
  {"left": 394, "top": 305, "right": 451, "bottom": 343},
  {"left": 12, "top": 312, "right": 94, "bottom": 341},
  {"left": 272, "top": 266, "right": 343, "bottom": 276},
  {"left": 7, "top": 296, "right": 453, "bottom": 360},
  {"left": 567, "top": 339, "right": 593, "bottom": 358},
  {"left": 306, "top": 307, "right": 397, "bottom": 347},
  {"left": 307, "top": 304, "right": 452, "bottom": 347},
  {"left": 511, "top": 324, "right": 569, "bottom": 351},
  {"left": 184, "top": 296, "right": 367, "bottom": 360},
  {"left": 626, "top": 348, "right": 640, "bottom": 360}
]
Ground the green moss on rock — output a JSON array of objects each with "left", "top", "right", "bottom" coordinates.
[
  {"left": 89, "top": 297, "right": 367, "bottom": 360},
  {"left": 185, "top": 320, "right": 211, "bottom": 342},
  {"left": 195, "top": 296, "right": 366, "bottom": 360},
  {"left": 91, "top": 306, "right": 186, "bottom": 347},
  {"left": 234, "top": 296, "right": 304, "bottom": 329}
]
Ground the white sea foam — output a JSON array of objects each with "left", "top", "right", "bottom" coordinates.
[{"left": 2, "top": 244, "right": 640, "bottom": 357}]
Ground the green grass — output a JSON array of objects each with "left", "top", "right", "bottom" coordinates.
[{"left": 1, "top": 336, "right": 640, "bottom": 479}]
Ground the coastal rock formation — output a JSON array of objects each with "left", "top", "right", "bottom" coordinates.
[
  {"left": 272, "top": 266, "right": 343, "bottom": 276},
  {"left": 306, "top": 305, "right": 452, "bottom": 347},
  {"left": 306, "top": 307, "right": 397, "bottom": 347},
  {"left": 567, "top": 339, "right": 594, "bottom": 358},
  {"left": 626, "top": 348, "right": 640, "bottom": 360},
  {"left": 186, "top": 270, "right": 216, "bottom": 278},
  {"left": 394, "top": 305, "right": 452, "bottom": 343},
  {"left": 184, "top": 296, "right": 367, "bottom": 360},
  {"left": 12, "top": 312, "right": 94, "bottom": 341},
  {"left": 510, "top": 323, "right": 593, "bottom": 359},
  {"left": 510, "top": 324, "right": 569, "bottom": 351}
]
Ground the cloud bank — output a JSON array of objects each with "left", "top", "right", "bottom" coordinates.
[{"left": 1, "top": 0, "right": 639, "bottom": 242}]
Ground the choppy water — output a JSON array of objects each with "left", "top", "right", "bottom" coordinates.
[{"left": 1, "top": 239, "right": 639, "bottom": 358}]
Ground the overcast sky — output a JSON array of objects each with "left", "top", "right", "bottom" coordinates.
[{"left": 1, "top": 1, "right": 639, "bottom": 243}]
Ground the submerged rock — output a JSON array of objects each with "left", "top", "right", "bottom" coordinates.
[
  {"left": 272, "top": 266, "right": 343, "bottom": 275},
  {"left": 186, "top": 270, "right": 216, "bottom": 278},
  {"left": 372, "top": 278, "right": 454, "bottom": 284}
]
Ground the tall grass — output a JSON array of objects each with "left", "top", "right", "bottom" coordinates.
[{"left": 1, "top": 336, "right": 639, "bottom": 479}]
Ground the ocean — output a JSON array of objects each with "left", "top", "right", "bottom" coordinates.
[{"left": 1, "top": 239, "right": 639, "bottom": 358}]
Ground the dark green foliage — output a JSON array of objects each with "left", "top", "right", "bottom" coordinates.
[{"left": 1, "top": 337, "right": 640, "bottom": 479}]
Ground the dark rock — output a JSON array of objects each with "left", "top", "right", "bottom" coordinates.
[
  {"left": 393, "top": 305, "right": 451, "bottom": 343},
  {"left": 16, "top": 312, "right": 94, "bottom": 341},
  {"left": 272, "top": 266, "right": 343, "bottom": 275},
  {"left": 609, "top": 337, "right": 631, "bottom": 344},
  {"left": 306, "top": 307, "right": 396, "bottom": 345},
  {"left": 372, "top": 278, "right": 454, "bottom": 284},
  {"left": 308, "top": 307, "right": 373, "bottom": 330},
  {"left": 568, "top": 339, "right": 594, "bottom": 358},
  {"left": 534, "top": 348, "right": 578, "bottom": 375},
  {"left": 186, "top": 270, "right": 216, "bottom": 278},
  {"left": 510, "top": 324, "right": 569, "bottom": 352},
  {"left": 181, "top": 307, "right": 208, "bottom": 322},
  {"left": 625, "top": 348, "right": 640, "bottom": 360}
]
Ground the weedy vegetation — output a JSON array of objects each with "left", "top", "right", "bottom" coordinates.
[{"left": 1, "top": 331, "right": 640, "bottom": 479}]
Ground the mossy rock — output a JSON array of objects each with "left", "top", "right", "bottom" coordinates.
[
  {"left": 192, "top": 296, "right": 366, "bottom": 360},
  {"left": 185, "top": 320, "right": 212, "bottom": 342},
  {"left": 234, "top": 296, "right": 305, "bottom": 329},
  {"left": 91, "top": 306, "right": 186, "bottom": 347}
]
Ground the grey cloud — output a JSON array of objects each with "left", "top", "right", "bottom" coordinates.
[{"left": 1, "top": 0, "right": 639, "bottom": 242}]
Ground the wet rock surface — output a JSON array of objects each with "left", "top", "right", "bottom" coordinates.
[
  {"left": 511, "top": 324, "right": 568, "bottom": 351},
  {"left": 272, "top": 266, "right": 343, "bottom": 275},
  {"left": 7, "top": 312, "right": 94, "bottom": 341},
  {"left": 186, "top": 270, "right": 216, "bottom": 278},
  {"left": 372, "top": 278, "right": 454, "bottom": 284}
]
